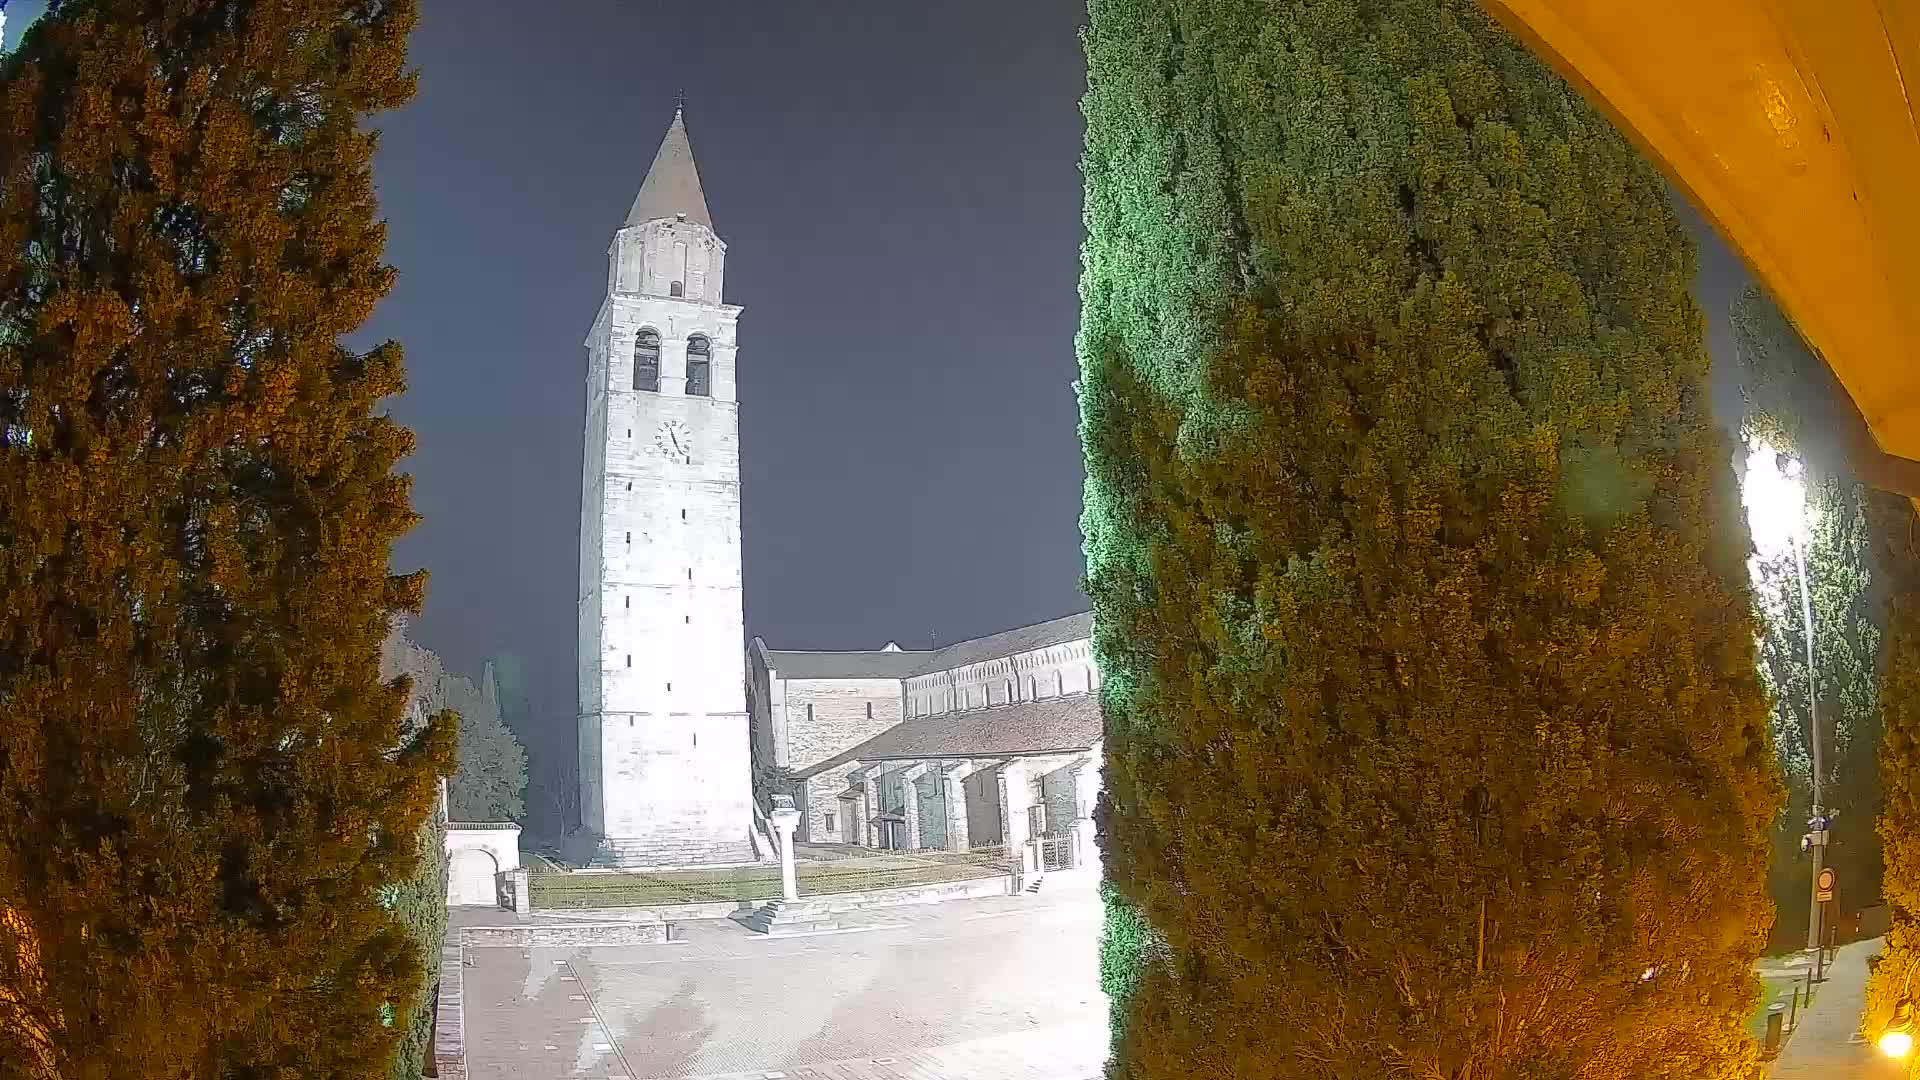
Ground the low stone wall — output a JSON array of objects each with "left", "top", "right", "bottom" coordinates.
[
  {"left": 787, "top": 875, "right": 1013, "bottom": 913},
  {"left": 433, "top": 943, "right": 466, "bottom": 1080},
  {"left": 459, "top": 920, "right": 668, "bottom": 948},
  {"left": 541, "top": 900, "right": 751, "bottom": 922}
]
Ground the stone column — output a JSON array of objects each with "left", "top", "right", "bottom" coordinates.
[
  {"left": 942, "top": 762, "right": 973, "bottom": 852},
  {"left": 899, "top": 763, "right": 929, "bottom": 850},
  {"left": 1072, "top": 751, "right": 1102, "bottom": 871},
  {"left": 998, "top": 761, "right": 1038, "bottom": 885},
  {"left": 860, "top": 772, "right": 879, "bottom": 849},
  {"left": 508, "top": 867, "right": 531, "bottom": 914},
  {"left": 770, "top": 797, "right": 801, "bottom": 902}
]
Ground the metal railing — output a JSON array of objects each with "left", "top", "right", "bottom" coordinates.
[{"left": 527, "top": 842, "right": 1014, "bottom": 909}]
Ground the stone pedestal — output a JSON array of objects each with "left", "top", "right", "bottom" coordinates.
[{"left": 771, "top": 801, "right": 801, "bottom": 902}]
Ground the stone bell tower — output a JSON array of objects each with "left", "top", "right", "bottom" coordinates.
[{"left": 577, "top": 106, "right": 753, "bottom": 866}]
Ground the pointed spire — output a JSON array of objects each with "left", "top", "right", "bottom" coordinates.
[{"left": 625, "top": 105, "right": 713, "bottom": 230}]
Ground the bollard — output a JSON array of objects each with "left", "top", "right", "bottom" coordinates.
[
  {"left": 1789, "top": 985, "right": 1800, "bottom": 1030},
  {"left": 1764, "top": 1003, "right": 1787, "bottom": 1055}
]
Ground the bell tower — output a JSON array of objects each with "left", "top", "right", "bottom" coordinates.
[{"left": 578, "top": 106, "right": 753, "bottom": 866}]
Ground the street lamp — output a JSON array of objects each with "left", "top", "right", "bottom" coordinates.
[
  {"left": 1741, "top": 439, "right": 1827, "bottom": 958},
  {"left": 1882, "top": 1000, "right": 1915, "bottom": 1058}
]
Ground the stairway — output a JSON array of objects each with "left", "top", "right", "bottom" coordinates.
[{"left": 739, "top": 899, "right": 842, "bottom": 936}]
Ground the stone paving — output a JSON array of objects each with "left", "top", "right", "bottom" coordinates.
[
  {"left": 459, "top": 879, "right": 1108, "bottom": 1080},
  {"left": 1769, "top": 938, "right": 1887, "bottom": 1080}
]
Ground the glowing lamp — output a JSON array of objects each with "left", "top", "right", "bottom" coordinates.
[{"left": 1881, "top": 1001, "right": 1915, "bottom": 1058}]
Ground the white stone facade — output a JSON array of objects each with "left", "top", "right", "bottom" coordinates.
[
  {"left": 578, "top": 109, "right": 754, "bottom": 866},
  {"left": 903, "top": 637, "right": 1099, "bottom": 718},
  {"left": 747, "top": 613, "right": 1102, "bottom": 851},
  {"left": 445, "top": 823, "right": 522, "bottom": 907}
]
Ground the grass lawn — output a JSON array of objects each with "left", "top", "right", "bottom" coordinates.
[
  {"left": 1748, "top": 971, "right": 1814, "bottom": 1041},
  {"left": 529, "top": 850, "right": 1012, "bottom": 908}
]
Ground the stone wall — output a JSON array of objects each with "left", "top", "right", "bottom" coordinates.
[
  {"left": 459, "top": 920, "right": 667, "bottom": 947},
  {"left": 578, "top": 188, "right": 753, "bottom": 864},
  {"left": 446, "top": 823, "right": 522, "bottom": 907},
  {"left": 904, "top": 637, "right": 1100, "bottom": 719},
  {"left": 780, "top": 678, "right": 902, "bottom": 840}
]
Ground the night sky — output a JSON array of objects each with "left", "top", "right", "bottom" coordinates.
[
  {"left": 364, "top": 1, "right": 1094, "bottom": 744},
  {"left": 1, "top": 1, "right": 1755, "bottom": 791}
]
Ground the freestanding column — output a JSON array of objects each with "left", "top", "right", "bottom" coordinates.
[{"left": 770, "top": 796, "right": 800, "bottom": 902}]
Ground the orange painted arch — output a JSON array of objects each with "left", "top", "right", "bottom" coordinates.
[{"left": 1479, "top": 0, "right": 1920, "bottom": 471}]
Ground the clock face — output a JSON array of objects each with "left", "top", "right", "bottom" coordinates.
[{"left": 654, "top": 419, "right": 692, "bottom": 463}]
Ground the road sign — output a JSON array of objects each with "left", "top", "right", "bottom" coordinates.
[{"left": 1816, "top": 866, "right": 1837, "bottom": 902}]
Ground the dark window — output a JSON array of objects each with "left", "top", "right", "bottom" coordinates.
[
  {"left": 824, "top": 811, "right": 837, "bottom": 833},
  {"left": 865, "top": 701, "right": 873, "bottom": 720},
  {"left": 686, "top": 336, "right": 712, "bottom": 397},
  {"left": 633, "top": 329, "right": 660, "bottom": 391},
  {"left": 670, "top": 280, "right": 684, "bottom": 297}
]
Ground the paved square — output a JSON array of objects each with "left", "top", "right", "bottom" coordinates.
[{"left": 461, "top": 882, "right": 1109, "bottom": 1080}]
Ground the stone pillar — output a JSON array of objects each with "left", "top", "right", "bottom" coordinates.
[
  {"left": 508, "top": 867, "right": 531, "bottom": 914},
  {"left": 942, "top": 762, "right": 973, "bottom": 852},
  {"left": 770, "top": 796, "right": 801, "bottom": 902},
  {"left": 1072, "top": 750, "right": 1102, "bottom": 872},
  {"left": 998, "top": 761, "right": 1038, "bottom": 885},
  {"left": 899, "top": 763, "right": 929, "bottom": 850},
  {"left": 859, "top": 773, "right": 881, "bottom": 848}
]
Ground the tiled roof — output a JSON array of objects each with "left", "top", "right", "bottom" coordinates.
[
  {"left": 761, "top": 648, "right": 929, "bottom": 680},
  {"left": 916, "top": 611, "right": 1093, "bottom": 674},
  {"left": 762, "top": 610, "right": 1093, "bottom": 682},
  {"left": 796, "top": 692, "right": 1102, "bottom": 778}
]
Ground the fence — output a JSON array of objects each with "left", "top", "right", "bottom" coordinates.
[{"left": 528, "top": 842, "right": 1015, "bottom": 909}]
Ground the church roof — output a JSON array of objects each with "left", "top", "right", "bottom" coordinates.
[
  {"left": 762, "top": 648, "right": 928, "bottom": 681},
  {"left": 761, "top": 610, "right": 1093, "bottom": 682},
  {"left": 795, "top": 692, "right": 1102, "bottom": 777},
  {"left": 626, "top": 106, "right": 712, "bottom": 230},
  {"left": 918, "top": 611, "right": 1092, "bottom": 674}
]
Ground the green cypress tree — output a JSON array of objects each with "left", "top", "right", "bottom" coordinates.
[
  {"left": 1731, "top": 285, "right": 1885, "bottom": 946},
  {"left": 1866, "top": 492, "right": 1920, "bottom": 1055},
  {"left": 1077, "top": 1, "right": 1779, "bottom": 1075},
  {"left": 0, "top": 2, "right": 448, "bottom": 1076}
]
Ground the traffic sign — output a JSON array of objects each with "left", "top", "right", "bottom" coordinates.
[{"left": 1816, "top": 866, "right": 1837, "bottom": 902}]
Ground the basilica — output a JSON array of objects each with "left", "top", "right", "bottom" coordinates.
[{"left": 576, "top": 108, "right": 1101, "bottom": 872}]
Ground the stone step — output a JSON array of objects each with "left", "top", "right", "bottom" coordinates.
[{"left": 740, "top": 899, "right": 842, "bottom": 936}]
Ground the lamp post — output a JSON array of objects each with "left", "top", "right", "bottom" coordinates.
[
  {"left": 1880, "top": 960, "right": 1919, "bottom": 1059},
  {"left": 1780, "top": 460, "right": 1829, "bottom": 960}
]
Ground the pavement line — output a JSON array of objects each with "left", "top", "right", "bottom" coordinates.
[{"left": 563, "top": 956, "right": 644, "bottom": 1080}]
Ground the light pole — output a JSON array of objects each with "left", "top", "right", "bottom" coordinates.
[
  {"left": 1742, "top": 443, "right": 1833, "bottom": 963},
  {"left": 1789, "top": 513, "right": 1827, "bottom": 957}
]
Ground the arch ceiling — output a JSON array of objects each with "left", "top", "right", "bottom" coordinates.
[{"left": 1479, "top": 0, "right": 1920, "bottom": 492}]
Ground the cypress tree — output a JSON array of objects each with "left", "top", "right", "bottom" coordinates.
[
  {"left": 1732, "top": 285, "right": 1885, "bottom": 947},
  {"left": 1077, "top": 1, "right": 1779, "bottom": 1076},
  {"left": 1866, "top": 492, "right": 1920, "bottom": 1051},
  {"left": 0, "top": 2, "right": 449, "bottom": 1077}
]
